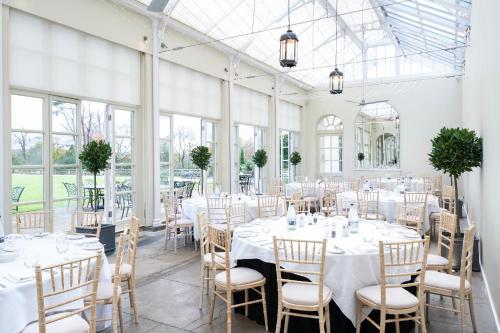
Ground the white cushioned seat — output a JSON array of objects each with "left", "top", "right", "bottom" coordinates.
[
  {"left": 427, "top": 254, "right": 449, "bottom": 267},
  {"left": 23, "top": 312, "right": 89, "bottom": 333},
  {"left": 168, "top": 219, "right": 193, "bottom": 227},
  {"left": 214, "top": 267, "right": 264, "bottom": 287},
  {"left": 282, "top": 282, "right": 332, "bottom": 306},
  {"left": 417, "top": 271, "right": 470, "bottom": 291},
  {"left": 96, "top": 282, "right": 122, "bottom": 300},
  {"left": 109, "top": 262, "right": 132, "bottom": 279},
  {"left": 357, "top": 285, "right": 419, "bottom": 309}
]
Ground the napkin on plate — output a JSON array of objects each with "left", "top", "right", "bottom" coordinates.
[{"left": 73, "top": 237, "right": 100, "bottom": 246}]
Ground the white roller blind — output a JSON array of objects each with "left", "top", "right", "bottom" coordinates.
[
  {"left": 278, "top": 100, "right": 301, "bottom": 131},
  {"left": 10, "top": 10, "right": 140, "bottom": 105},
  {"left": 232, "top": 85, "right": 269, "bottom": 127},
  {"left": 159, "top": 60, "right": 221, "bottom": 119}
]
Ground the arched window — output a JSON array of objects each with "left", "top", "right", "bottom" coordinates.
[{"left": 317, "top": 115, "right": 343, "bottom": 174}]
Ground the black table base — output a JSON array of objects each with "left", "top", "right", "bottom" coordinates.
[{"left": 233, "top": 259, "right": 415, "bottom": 333}]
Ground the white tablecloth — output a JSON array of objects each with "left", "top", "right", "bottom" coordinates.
[
  {"left": 230, "top": 217, "right": 422, "bottom": 325},
  {"left": 0, "top": 235, "right": 112, "bottom": 333},
  {"left": 338, "top": 190, "right": 440, "bottom": 231},
  {"left": 182, "top": 195, "right": 285, "bottom": 240},
  {"left": 373, "top": 178, "right": 423, "bottom": 192},
  {"left": 285, "top": 182, "right": 325, "bottom": 198}
]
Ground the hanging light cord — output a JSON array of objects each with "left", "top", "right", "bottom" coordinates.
[
  {"left": 288, "top": 0, "right": 291, "bottom": 30},
  {"left": 335, "top": 0, "right": 338, "bottom": 68},
  {"left": 251, "top": 0, "right": 256, "bottom": 33}
]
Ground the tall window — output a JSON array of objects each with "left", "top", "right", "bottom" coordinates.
[
  {"left": 159, "top": 114, "right": 171, "bottom": 191},
  {"left": 317, "top": 115, "right": 343, "bottom": 175},
  {"left": 235, "top": 124, "right": 266, "bottom": 193},
  {"left": 280, "top": 130, "right": 300, "bottom": 183},
  {"left": 204, "top": 120, "right": 217, "bottom": 193}
]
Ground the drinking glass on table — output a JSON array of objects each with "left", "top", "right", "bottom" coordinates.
[
  {"left": 23, "top": 248, "right": 39, "bottom": 269},
  {"left": 56, "top": 238, "right": 69, "bottom": 254}
]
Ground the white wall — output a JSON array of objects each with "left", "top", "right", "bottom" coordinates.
[
  {"left": 462, "top": 0, "right": 500, "bottom": 326},
  {"left": 301, "top": 77, "right": 463, "bottom": 179}
]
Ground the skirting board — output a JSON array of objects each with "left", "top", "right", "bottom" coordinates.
[{"left": 480, "top": 264, "right": 500, "bottom": 332}]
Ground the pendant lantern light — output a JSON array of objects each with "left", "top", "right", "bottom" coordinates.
[
  {"left": 280, "top": 0, "right": 298, "bottom": 68},
  {"left": 329, "top": 0, "right": 344, "bottom": 94}
]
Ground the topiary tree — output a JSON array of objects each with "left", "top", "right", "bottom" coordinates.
[
  {"left": 79, "top": 139, "right": 112, "bottom": 212},
  {"left": 290, "top": 151, "right": 302, "bottom": 182},
  {"left": 190, "top": 145, "right": 212, "bottom": 195},
  {"left": 252, "top": 149, "right": 268, "bottom": 194},
  {"left": 357, "top": 152, "right": 365, "bottom": 168},
  {"left": 428, "top": 127, "right": 482, "bottom": 234}
]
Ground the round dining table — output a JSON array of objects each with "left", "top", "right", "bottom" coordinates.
[
  {"left": 231, "top": 216, "right": 423, "bottom": 332},
  {"left": 0, "top": 234, "right": 112, "bottom": 333},
  {"left": 337, "top": 190, "right": 440, "bottom": 232},
  {"left": 182, "top": 195, "right": 285, "bottom": 240}
]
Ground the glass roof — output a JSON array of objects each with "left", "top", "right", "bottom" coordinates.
[{"left": 137, "top": 0, "right": 471, "bottom": 87}]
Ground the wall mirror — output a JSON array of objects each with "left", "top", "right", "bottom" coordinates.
[{"left": 355, "top": 102, "right": 400, "bottom": 169}]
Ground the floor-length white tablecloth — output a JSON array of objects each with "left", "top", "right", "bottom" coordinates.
[
  {"left": 285, "top": 182, "right": 325, "bottom": 198},
  {"left": 182, "top": 195, "right": 285, "bottom": 240},
  {"left": 0, "top": 236, "right": 111, "bottom": 333},
  {"left": 337, "top": 190, "right": 440, "bottom": 231},
  {"left": 230, "top": 217, "right": 422, "bottom": 325}
]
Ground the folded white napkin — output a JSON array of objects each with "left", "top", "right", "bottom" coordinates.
[
  {"left": 74, "top": 237, "right": 99, "bottom": 246},
  {"left": 7, "top": 269, "right": 35, "bottom": 283}
]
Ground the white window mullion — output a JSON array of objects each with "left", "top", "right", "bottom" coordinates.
[{"left": 105, "top": 105, "right": 114, "bottom": 225}]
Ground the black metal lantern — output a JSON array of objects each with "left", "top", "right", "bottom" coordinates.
[
  {"left": 280, "top": 30, "right": 298, "bottom": 68},
  {"left": 329, "top": 67, "right": 343, "bottom": 94}
]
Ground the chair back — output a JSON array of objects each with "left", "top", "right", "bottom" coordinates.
[
  {"left": 34, "top": 252, "right": 102, "bottom": 333},
  {"left": 125, "top": 217, "right": 140, "bottom": 278},
  {"left": 226, "top": 202, "right": 247, "bottom": 226},
  {"left": 418, "top": 177, "right": 435, "bottom": 193},
  {"left": 357, "top": 191, "right": 381, "bottom": 220},
  {"left": 268, "top": 179, "right": 284, "bottom": 196},
  {"left": 198, "top": 212, "right": 210, "bottom": 260},
  {"left": 16, "top": 211, "right": 53, "bottom": 234},
  {"left": 441, "top": 185, "right": 456, "bottom": 214},
  {"left": 460, "top": 225, "right": 476, "bottom": 288},
  {"left": 273, "top": 237, "right": 327, "bottom": 309},
  {"left": 301, "top": 181, "right": 317, "bottom": 198},
  {"left": 437, "top": 212, "right": 457, "bottom": 272},
  {"left": 207, "top": 197, "right": 231, "bottom": 224},
  {"left": 71, "top": 211, "right": 104, "bottom": 238},
  {"left": 324, "top": 181, "right": 341, "bottom": 193},
  {"left": 63, "top": 182, "right": 78, "bottom": 196},
  {"left": 343, "top": 179, "right": 360, "bottom": 192},
  {"left": 163, "top": 192, "right": 182, "bottom": 226},
  {"left": 335, "top": 193, "right": 351, "bottom": 217},
  {"left": 396, "top": 204, "right": 425, "bottom": 234},
  {"left": 320, "top": 191, "right": 336, "bottom": 217},
  {"left": 257, "top": 195, "right": 279, "bottom": 218},
  {"left": 379, "top": 238, "right": 430, "bottom": 308},
  {"left": 404, "top": 192, "right": 428, "bottom": 207},
  {"left": 208, "top": 225, "right": 231, "bottom": 289}
]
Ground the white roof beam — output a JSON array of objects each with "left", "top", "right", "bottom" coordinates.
[
  {"left": 389, "top": 20, "right": 460, "bottom": 41},
  {"left": 384, "top": 3, "right": 468, "bottom": 29},
  {"left": 425, "top": 0, "right": 471, "bottom": 14},
  {"left": 385, "top": 12, "right": 463, "bottom": 37},
  {"left": 317, "top": 0, "right": 363, "bottom": 50},
  {"left": 368, "top": 0, "right": 403, "bottom": 54}
]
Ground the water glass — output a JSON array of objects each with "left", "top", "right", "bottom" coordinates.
[
  {"left": 23, "top": 248, "right": 39, "bottom": 269},
  {"left": 56, "top": 239, "right": 69, "bottom": 254}
]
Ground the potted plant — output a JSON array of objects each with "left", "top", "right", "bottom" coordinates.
[
  {"left": 290, "top": 151, "right": 302, "bottom": 182},
  {"left": 428, "top": 127, "right": 482, "bottom": 270},
  {"left": 79, "top": 138, "right": 114, "bottom": 252},
  {"left": 190, "top": 145, "right": 211, "bottom": 196},
  {"left": 252, "top": 149, "right": 268, "bottom": 195},
  {"left": 357, "top": 152, "right": 365, "bottom": 168}
]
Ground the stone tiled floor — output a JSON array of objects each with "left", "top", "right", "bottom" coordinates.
[{"left": 104, "top": 231, "right": 498, "bottom": 333}]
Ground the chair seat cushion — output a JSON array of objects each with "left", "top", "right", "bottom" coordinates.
[
  {"left": 96, "top": 282, "right": 122, "bottom": 300},
  {"left": 168, "top": 219, "right": 193, "bottom": 227},
  {"left": 203, "top": 252, "right": 226, "bottom": 265},
  {"left": 23, "top": 312, "right": 89, "bottom": 333},
  {"left": 417, "top": 270, "right": 471, "bottom": 291},
  {"left": 215, "top": 267, "right": 264, "bottom": 287},
  {"left": 357, "top": 285, "right": 419, "bottom": 309},
  {"left": 427, "top": 254, "right": 449, "bottom": 267},
  {"left": 282, "top": 282, "right": 332, "bottom": 306},
  {"left": 109, "top": 263, "right": 132, "bottom": 279}
]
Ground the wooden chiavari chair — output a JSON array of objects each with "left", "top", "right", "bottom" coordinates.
[
  {"left": 422, "top": 225, "right": 477, "bottom": 333},
  {"left": 163, "top": 192, "right": 195, "bottom": 252},
  {"left": 208, "top": 225, "right": 268, "bottom": 333},
  {"left": 16, "top": 211, "right": 53, "bottom": 234},
  {"left": 404, "top": 192, "right": 428, "bottom": 207},
  {"left": 24, "top": 253, "right": 102, "bottom": 333},
  {"left": 273, "top": 237, "right": 331, "bottom": 333},
  {"left": 226, "top": 202, "right": 248, "bottom": 227},
  {"left": 289, "top": 192, "right": 309, "bottom": 214},
  {"left": 344, "top": 179, "right": 361, "bottom": 192},
  {"left": 206, "top": 197, "right": 232, "bottom": 224},
  {"left": 320, "top": 190, "right": 336, "bottom": 217},
  {"left": 70, "top": 211, "right": 104, "bottom": 238},
  {"left": 427, "top": 211, "right": 456, "bottom": 273},
  {"left": 324, "top": 180, "right": 341, "bottom": 193},
  {"left": 396, "top": 204, "right": 426, "bottom": 235},
  {"left": 85, "top": 234, "right": 126, "bottom": 333},
  {"left": 430, "top": 185, "right": 456, "bottom": 237},
  {"left": 301, "top": 180, "right": 318, "bottom": 212},
  {"left": 356, "top": 237, "right": 430, "bottom": 333},
  {"left": 268, "top": 179, "right": 284, "bottom": 196},
  {"left": 257, "top": 195, "right": 279, "bottom": 218},
  {"left": 357, "top": 191, "right": 383, "bottom": 220},
  {"left": 418, "top": 177, "right": 435, "bottom": 194}
]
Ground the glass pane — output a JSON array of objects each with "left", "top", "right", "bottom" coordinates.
[
  {"left": 11, "top": 95, "right": 43, "bottom": 131},
  {"left": 53, "top": 135, "right": 77, "bottom": 165},
  {"left": 53, "top": 199, "right": 76, "bottom": 233},
  {"left": 173, "top": 114, "right": 201, "bottom": 179},
  {"left": 81, "top": 101, "right": 106, "bottom": 145},
  {"left": 115, "top": 138, "right": 133, "bottom": 164},
  {"left": 53, "top": 167, "right": 77, "bottom": 200},
  {"left": 116, "top": 165, "right": 133, "bottom": 190},
  {"left": 12, "top": 168, "right": 44, "bottom": 210},
  {"left": 12, "top": 132, "right": 43, "bottom": 165},
  {"left": 160, "top": 139, "right": 170, "bottom": 163},
  {"left": 115, "top": 109, "right": 133, "bottom": 137},
  {"left": 52, "top": 101, "right": 77, "bottom": 133},
  {"left": 160, "top": 164, "right": 171, "bottom": 190},
  {"left": 160, "top": 116, "right": 171, "bottom": 140}
]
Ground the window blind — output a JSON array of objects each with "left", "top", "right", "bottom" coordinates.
[
  {"left": 232, "top": 84, "right": 269, "bottom": 127},
  {"left": 278, "top": 100, "right": 301, "bottom": 132}
]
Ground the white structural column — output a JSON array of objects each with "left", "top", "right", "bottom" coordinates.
[
  {"left": 273, "top": 75, "right": 284, "bottom": 180},
  {"left": 228, "top": 54, "right": 239, "bottom": 194},
  {"left": 151, "top": 18, "right": 162, "bottom": 226},
  {"left": 0, "top": 2, "right": 4, "bottom": 235}
]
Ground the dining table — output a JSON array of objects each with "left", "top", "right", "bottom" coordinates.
[
  {"left": 0, "top": 234, "right": 112, "bottom": 333},
  {"left": 230, "top": 216, "right": 423, "bottom": 332},
  {"left": 285, "top": 181, "right": 326, "bottom": 199},
  {"left": 182, "top": 194, "right": 285, "bottom": 240},
  {"left": 337, "top": 190, "right": 440, "bottom": 231}
]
